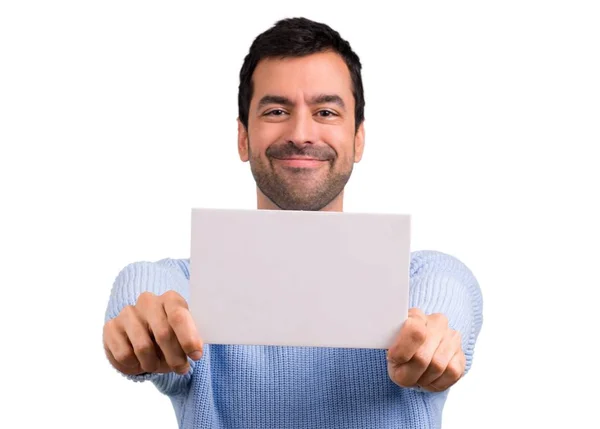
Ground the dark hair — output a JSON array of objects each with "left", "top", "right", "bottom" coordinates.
[{"left": 238, "top": 17, "right": 365, "bottom": 132}]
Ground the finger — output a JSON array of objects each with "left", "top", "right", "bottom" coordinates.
[
  {"left": 417, "top": 329, "right": 460, "bottom": 387},
  {"left": 121, "top": 305, "right": 162, "bottom": 373},
  {"left": 384, "top": 308, "right": 423, "bottom": 351},
  {"left": 140, "top": 297, "right": 189, "bottom": 375},
  {"left": 387, "top": 315, "right": 427, "bottom": 365},
  {"left": 103, "top": 318, "right": 142, "bottom": 374},
  {"left": 104, "top": 344, "right": 143, "bottom": 376},
  {"left": 163, "top": 291, "right": 204, "bottom": 361},
  {"left": 148, "top": 343, "right": 175, "bottom": 374},
  {"left": 389, "top": 314, "right": 447, "bottom": 387},
  {"left": 408, "top": 307, "right": 428, "bottom": 324},
  {"left": 384, "top": 307, "right": 426, "bottom": 363},
  {"left": 429, "top": 350, "right": 466, "bottom": 391}
]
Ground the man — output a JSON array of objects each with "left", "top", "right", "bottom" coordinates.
[{"left": 103, "top": 17, "right": 483, "bottom": 428}]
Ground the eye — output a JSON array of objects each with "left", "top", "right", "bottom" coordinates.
[
  {"left": 317, "top": 110, "right": 337, "bottom": 117},
  {"left": 265, "top": 109, "right": 286, "bottom": 116}
]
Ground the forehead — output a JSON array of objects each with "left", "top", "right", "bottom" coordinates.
[{"left": 250, "top": 51, "right": 354, "bottom": 108}]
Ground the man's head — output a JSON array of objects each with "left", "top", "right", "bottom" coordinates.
[{"left": 237, "top": 17, "right": 366, "bottom": 211}]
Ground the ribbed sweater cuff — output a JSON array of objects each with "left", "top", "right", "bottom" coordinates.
[{"left": 104, "top": 259, "right": 189, "bottom": 323}]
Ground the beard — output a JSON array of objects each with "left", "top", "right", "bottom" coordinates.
[{"left": 248, "top": 140, "right": 354, "bottom": 211}]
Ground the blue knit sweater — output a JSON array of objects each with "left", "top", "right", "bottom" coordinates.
[{"left": 105, "top": 250, "right": 483, "bottom": 428}]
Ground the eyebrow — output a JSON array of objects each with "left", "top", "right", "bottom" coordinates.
[
  {"left": 257, "top": 94, "right": 346, "bottom": 110},
  {"left": 311, "top": 94, "right": 346, "bottom": 110}
]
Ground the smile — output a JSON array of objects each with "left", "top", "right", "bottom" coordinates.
[{"left": 272, "top": 158, "right": 328, "bottom": 168}]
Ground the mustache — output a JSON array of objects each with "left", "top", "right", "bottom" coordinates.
[{"left": 266, "top": 142, "right": 336, "bottom": 161}]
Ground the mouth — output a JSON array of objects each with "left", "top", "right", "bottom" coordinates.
[{"left": 271, "top": 157, "right": 328, "bottom": 168}]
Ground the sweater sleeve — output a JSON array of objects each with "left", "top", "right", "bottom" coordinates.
[
  {"left": 408, "top": 250, "right": 484, "bottom": 376},
  {"left": 104, "top": 257, "right": 194, "bottom": 397}
]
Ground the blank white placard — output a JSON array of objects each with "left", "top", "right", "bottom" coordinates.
[{"left": 189, "top": 208, "right": 411, "bottom": 349}]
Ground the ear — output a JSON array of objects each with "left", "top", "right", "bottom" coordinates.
[
  {"left": 353, "top": 121, "right": 365, "bottom": 163},
  {"left": 237, "top": 118, "right": 249, "bottom": 162}
]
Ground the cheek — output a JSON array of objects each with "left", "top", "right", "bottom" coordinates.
[
  {"left": 322, "top": 128, "right": 355, "bottom": 159},
  {"left": 249, "top": 125, "right": 281, "bottom": 154}
]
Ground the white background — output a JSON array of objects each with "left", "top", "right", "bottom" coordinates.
[{"left": 1, "top": 1, "right": 598, "bottom": 427}]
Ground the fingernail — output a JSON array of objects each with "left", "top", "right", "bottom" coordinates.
[{"left": 190, "top": 350, "right": 203, "bottom": 361}]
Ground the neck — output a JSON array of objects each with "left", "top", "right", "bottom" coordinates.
[{"left": 256, "top": 188, "right": 344, "bottom": 212}]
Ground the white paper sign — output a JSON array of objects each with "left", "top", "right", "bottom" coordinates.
[{"left": 189, "top": 208, "right": 411, "bottom": 349}]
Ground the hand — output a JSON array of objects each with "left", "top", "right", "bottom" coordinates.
[
  {"left": 386, "top": 308, "right": 465, "bottom": 392},
  {"left": 103, "top": 291, "right": 204, "bottom": 376}
]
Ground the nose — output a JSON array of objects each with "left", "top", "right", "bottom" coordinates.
[{"left": 286, "top": 107, "right": 318, "bottom": 147}]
